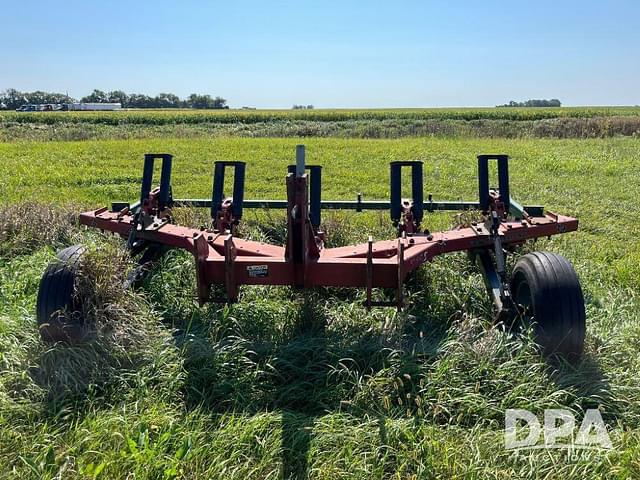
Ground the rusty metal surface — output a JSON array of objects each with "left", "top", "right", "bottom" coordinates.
[{"left": 79, "top": 208, "right": 577, "bottom": 295}]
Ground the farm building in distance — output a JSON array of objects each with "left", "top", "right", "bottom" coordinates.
[
  {"left": 15, "top": 102, "right": 122, "bottom": 112},
  {"left": 66, "top": 102, "right": 122, "bottom": 111}
]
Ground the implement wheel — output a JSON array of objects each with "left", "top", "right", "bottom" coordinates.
[
  {"left": 510, "top": 251, "right": 586, "bottom": 359},
  {"left": 36, "top": 245, "right": 86, "bottom": 342}
]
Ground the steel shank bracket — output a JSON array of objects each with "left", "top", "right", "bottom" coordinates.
[
  {"left": 211, "top": 161, "right": 246, "bottom": 233},
  {"left": 390, "top": 161, "right": 424, "bottom": 235},
  {"left": 478, "top": 154, "right": 510, "bottom": 218}
]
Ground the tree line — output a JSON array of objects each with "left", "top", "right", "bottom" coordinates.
[
  {"left": 0, "top": 88, "right": 228, "bottom": 109},
  {"left": 498, "top": 99, "right": 561, "bottom": 107}
]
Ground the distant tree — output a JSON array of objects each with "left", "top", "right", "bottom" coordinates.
[
  {"left": 0, "top": 88, "right": 24, "bottom": 109},
  {"left": 107, "top": 90, "right": 129, "bottom": 106},
  {"left": 2, "top": 88, "right": 229, "bottom": 109},
  {"left": 0, "top": 88, "right": 76, "bottom": 109},
  {"left": 213, "top": 96, "right": 228, "bottom": 109},
  {"left": 185, "top": 94, "right": 227, "bottom": 109},
  {"left": 186, "top": 93, "right": 207, "bottom": 109},
  {"left": 498, "top": 99, "right": 562, "bottom": 107},
  {"left": 292, "top": 104, "right": 313, "bottom": 109},
  {"left": 127, "top": 93, "right": 154, "bottom": 108},
  {"left": 81, "top": 89, "right": 109, "bottom": 103},
  {"left": 156, "top": 92, "right": 181, "bottom": 108}
]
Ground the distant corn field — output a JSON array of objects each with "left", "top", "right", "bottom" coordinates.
[
  {"left": 2, "top": 107, "right": 640, "bottom": 142},
  {"left": 2, "top": 106, "right": 640, "bottom": 125}
]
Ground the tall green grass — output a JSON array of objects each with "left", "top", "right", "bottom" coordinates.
[{"left": 0, "top": 136, "right": 639, "bottom": 478}]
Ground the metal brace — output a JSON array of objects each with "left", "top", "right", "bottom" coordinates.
[{"left": 488, "top": 210, "right": 514, "bottom": 318}]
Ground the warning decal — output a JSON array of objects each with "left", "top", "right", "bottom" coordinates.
[{"left": 247, "top": 265, "right": 269, "bottom": 278}]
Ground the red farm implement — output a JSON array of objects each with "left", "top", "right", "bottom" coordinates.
[{"left": 37, "top": 146, "right": 586, "bottom": 357}]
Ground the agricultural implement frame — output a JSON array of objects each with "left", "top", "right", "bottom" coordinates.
[{"left": 38, "top": 146, "right": 586, "bottom": 357}]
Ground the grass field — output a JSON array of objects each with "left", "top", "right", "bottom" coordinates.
[
  {"left": 2, "top": 107, "right": 640, "bottom": 142},
  {"left": 1, "top": 134, "right": 640, "bottom": 478}
]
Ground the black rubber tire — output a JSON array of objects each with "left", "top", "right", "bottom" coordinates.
[
  {"left": 510, "top": 251, "right": 586, "bottom": 359},
  {"left": 36, "top": 245, "right": 86, "bottom": 342}
]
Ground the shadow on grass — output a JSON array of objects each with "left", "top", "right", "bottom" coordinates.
[
  {"left": 28, "top": 340, "right": 141, "bottom": 422},
  {"left": 169, "top": 288, "right": 451, "bottom": 479},
  {"left": 549, "top": 352, "right": 615, "bottom": 419},
  {"left": 27, "top": 261, "right": 616, "bottom": 479}
]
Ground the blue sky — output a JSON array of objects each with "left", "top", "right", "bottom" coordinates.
[{"left": 1, "top": 0, "right": 638, "bottom": 108}]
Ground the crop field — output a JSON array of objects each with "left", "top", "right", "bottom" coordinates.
[
  {"left": 2, "top": 107, "right": 640, "bottom": 142},
  {"left": 3, "top": 106, "right": 640, "bottom": 124},
  {"left": 1, "top": 133, "right": 640, "bottom": 478}
]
